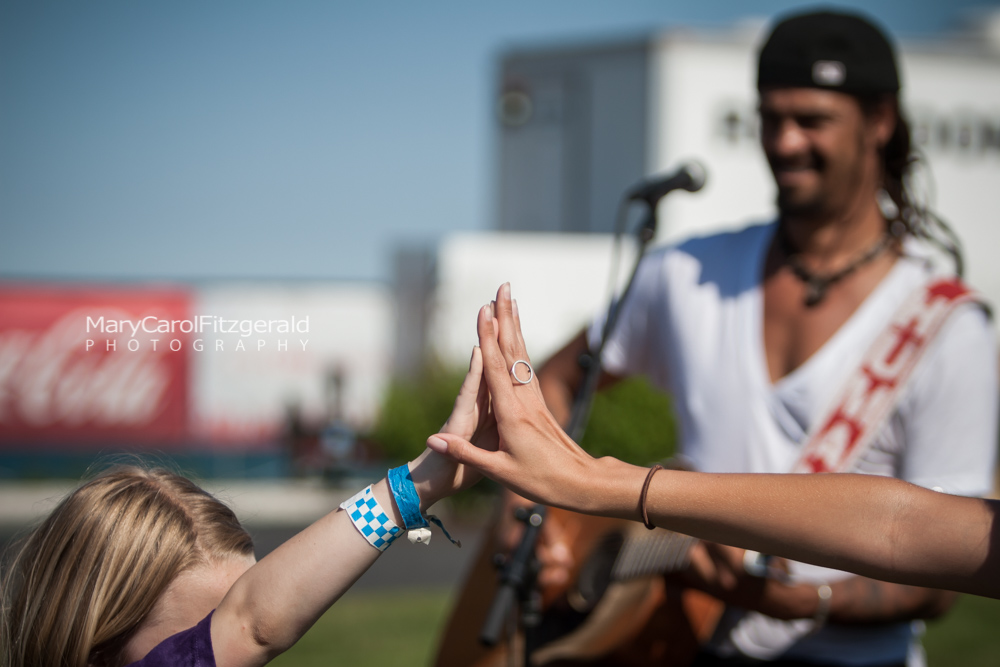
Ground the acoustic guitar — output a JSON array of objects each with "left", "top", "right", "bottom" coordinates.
[{"left": 434, "top": 506, "right": 722, "bottom": 666}]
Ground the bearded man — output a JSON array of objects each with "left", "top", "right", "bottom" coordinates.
[{"left": 532, "top": 10, "right": 997, "bottom": 667}]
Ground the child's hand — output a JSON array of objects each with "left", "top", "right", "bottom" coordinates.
[
  {"left": 440, "top": 346, "right": 493, "bottom": 443},
  {"left": 426, "top": 284, "right": 600, "bottom": 513},
  {"left": 409, "top": 345, "right": 497, "bottom": 510}
]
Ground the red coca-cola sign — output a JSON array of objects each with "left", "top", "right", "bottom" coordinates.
[{"left": 0, "top": 286, "right": 191, "bottom": 447}]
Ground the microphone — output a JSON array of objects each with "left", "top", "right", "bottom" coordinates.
[{"left": 627, "top": 161, "right": 707, "bottom": 204}]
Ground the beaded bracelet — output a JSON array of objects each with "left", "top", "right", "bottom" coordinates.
[{"left": 340, "top": 485, "right": 401, "bottom": 552}]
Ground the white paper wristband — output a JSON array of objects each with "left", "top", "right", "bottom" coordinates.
[{"left": 340, "top": 485, "right": 401, "bottom": 552}]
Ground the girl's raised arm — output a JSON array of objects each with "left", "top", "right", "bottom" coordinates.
[{"left": 211, "top": 346, "right": 493, "bottom": 667}]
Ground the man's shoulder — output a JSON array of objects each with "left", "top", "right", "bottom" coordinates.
[
  {"left": 628, "top": 221, "right": 775, "bottom": 303},
  {"left": 639, "top": 220, "right": 776, "bottom": 291},
  {"left": 652, "top": 220, "right": 776, "bottom": 265}
]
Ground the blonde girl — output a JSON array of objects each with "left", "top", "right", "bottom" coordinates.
[{"left": 2, "top": 346, "right": 493, "bottom": 667}]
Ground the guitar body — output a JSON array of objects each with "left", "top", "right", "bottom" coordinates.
[{"left": 434, "top": 507, "right": 722, "bottom": 666}]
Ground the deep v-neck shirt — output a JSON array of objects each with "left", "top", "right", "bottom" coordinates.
[
  {"left": 591, "top": 220, "right": 997, "bottom": 661},
  {"left": 595, "top": 220, "right": 994, "bottom": 490}
]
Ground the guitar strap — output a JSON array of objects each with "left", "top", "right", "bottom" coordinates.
[{"left": 790, "top": 277, "right": 986, "bottom": 475}]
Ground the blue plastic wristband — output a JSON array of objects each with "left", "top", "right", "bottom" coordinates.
[
  {"left": 387, "top": 464, "right": 462, "bottom": 547},
  {"left": 388, "top": 464, "right": 428, "bottom": 530}
]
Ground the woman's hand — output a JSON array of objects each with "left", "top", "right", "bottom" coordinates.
[
  {"left": 427, "top": 284, "right": 634, "bottom": 515},
  {"left": 409, "top": 345, "right": 498, "bottom": 510}
]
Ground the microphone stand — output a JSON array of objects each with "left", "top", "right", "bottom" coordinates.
[
  {"left": 478, "top": 505, "right": 546, "bottom": 665},
  {"left": 567, "top": 194, "right": 661, "bottom": 441},
  {"left": 478, "top": 191, "right": 666, "bottom": 666}
]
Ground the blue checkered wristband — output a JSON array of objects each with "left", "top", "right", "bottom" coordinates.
[
  {"left": 387, "top": 464, "right": 461, "bottom": 548},
  {"left": 339, "top": 485, "right": 401, "bottom": 552}
]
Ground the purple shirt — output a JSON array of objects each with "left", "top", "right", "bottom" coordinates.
[{"left": 127, "top": 611, "right": 215, "bottom": 667}]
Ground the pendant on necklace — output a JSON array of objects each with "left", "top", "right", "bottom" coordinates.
[
  {"left": 781, "top": 228, "right": 894, "bottom": 308},
  {"left": 804, "top": 278, "right": 828, "bottom": 307}
]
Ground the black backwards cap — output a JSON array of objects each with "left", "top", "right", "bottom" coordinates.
[{"left": 758, "top": 9, "right": 900, "bottom": 95}]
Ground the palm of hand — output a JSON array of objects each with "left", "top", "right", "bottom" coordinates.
[{"left": 415, "top": 347, "right": 498, "bottom": 500}]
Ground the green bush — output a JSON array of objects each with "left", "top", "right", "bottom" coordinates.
[
  {"left": 369, "top": 367, "right": 677, "bottom": 468},
  {"left": 368, "top": 365, "right": 467, "bottom": 463},
  {"left": 578, "top": 376, "right": 677, "bottom": 466}
]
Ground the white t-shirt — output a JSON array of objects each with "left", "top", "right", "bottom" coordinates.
[{"left": 590, "top": 221, "right": 998, "bottom": 665}]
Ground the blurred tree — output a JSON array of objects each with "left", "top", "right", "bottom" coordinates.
[
  {"left": 368, "top": 364, "right": 467, "bottom": 463},
  {"left": 578, "top": 376, "right": 677, "bottom": 466},
  {"left": 369, "top": 367, "right": 676, "bottom": 468}
]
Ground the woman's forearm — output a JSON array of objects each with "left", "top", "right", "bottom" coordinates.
[
  {"left": 590, "top": 459, "right": 999, "bottom": 598},
  {"left": 428, "top": 284, "right": 1000, "bottom": 602}
]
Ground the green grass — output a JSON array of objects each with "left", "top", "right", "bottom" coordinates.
[
  {"left": 924, "top": 593, "right": 1000, "bottom": 666},
  {"left": 270, "top": 588, "right": 453, "bottom": 667},
  {"left": 272, "top": 588, "right": 1000, "bottom": 666}
]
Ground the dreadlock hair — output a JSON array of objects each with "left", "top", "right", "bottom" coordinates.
[{"left": 862, "top": 94, "right": 965, "bottom": 276}]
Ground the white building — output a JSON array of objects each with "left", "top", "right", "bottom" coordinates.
[{"left": 433, "top": 17, "right": 1000, "bottom": 367}]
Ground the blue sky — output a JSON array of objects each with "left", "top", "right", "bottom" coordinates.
[{"left": 2, "top": 0, "right": 998, "bottom": 283}]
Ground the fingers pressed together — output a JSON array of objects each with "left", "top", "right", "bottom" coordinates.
[{"left": 425, "top": 282, "right": 603, "bottom": 511}]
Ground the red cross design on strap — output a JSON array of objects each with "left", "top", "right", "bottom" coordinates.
[
  {"left": 792, "top": 277, "right": 982, "bottom": 476},
  {"left": 885, "top": 317, "right": 924, "bottom": 366},
  {"left": 803, "top": 406, "right": 863, "bottom": 473},
  {"left": 926, "top": 279, "right": 969, "bottom": 304},
  {"left": 862, "top": 364, "right": 897, "bottom": 397}
]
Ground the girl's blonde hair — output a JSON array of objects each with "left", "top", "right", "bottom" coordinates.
[{"left": 1, "top": 465, "right": 254, "bottom": 667}]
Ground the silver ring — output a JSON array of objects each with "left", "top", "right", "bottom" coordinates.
[{"left": 511, "top": 359, "right": 533, "bottom": 384}]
